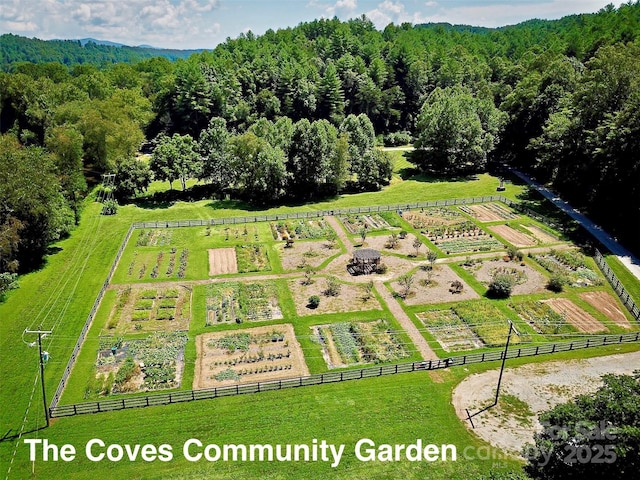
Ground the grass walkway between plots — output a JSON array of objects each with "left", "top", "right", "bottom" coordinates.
[{"left": 2, "top": 166, "right": 640, "bottom": 480}]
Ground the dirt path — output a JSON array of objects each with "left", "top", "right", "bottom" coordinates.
[
  {"left": 374, "top": 281, "right": 438, "bottom": 360},
  {"left": 452, "top": 350, "right": 640, "bottom": 456},
  {"left": 325, "top": 215, "right": 354, "bottom": 253}
]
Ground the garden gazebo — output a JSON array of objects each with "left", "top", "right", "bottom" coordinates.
[{"left": 349, "top": 248, "right": 381, "bottom": 275}]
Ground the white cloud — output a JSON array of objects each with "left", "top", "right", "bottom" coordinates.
[
  {"left": 366, "top": 0, "right": 428, "bottom": 28},
  {"left": 0, "top": 0, "right": 223, "bottom": 47},
  {"left": 425, "top": 1, "right": 438, "bottom": 7},
  {"left": 325, "top": 0, "right": 358, "bottom": 17}
]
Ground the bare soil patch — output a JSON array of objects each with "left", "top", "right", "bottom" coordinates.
[
  {"left": 104, "top": 285, "right": 191, "bottom": 334},
  {"left": 460, "top": 203, "right": 518, "bottom": 222},
  {"left": 193, "top": 324, "right": 308, "bottom": 389},
  {"left": 469, "top": 259, "right": 548, "bottom": 295},
  {"left": 277, "top": 241, "right": 339, "bottom": 271},
  {"left": 578, "top": 291, "right": 632, "bottom": 328},
  {"left": 403, "top": 208, "right": 463, "bottom": 229},
  {"left": 365, "top": 233, "right": 426, "bottom": 257},
  {"left": 392, "top": 265, "right": 479, "bottom": 305},
  {"left": 208, "top": 247, "right": 238, "bottom": 275},
  {"left": 288, "top": 276, "right": 382, "bottom": 316},
  {"left": 523, "top": 225, "right": 559, "bottom": 244},
  {"left": 488, "top": 225, "right": 536, "bottom": 247},
  {"left": 542, "top": 298, "right": 607, "bottom": 333},
  {"left": 452, "top": 351, "right": 640, "bottom": 455}
]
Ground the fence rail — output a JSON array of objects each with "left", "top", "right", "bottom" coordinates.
[
  {"left": 130, "top": 195, "right": 511, "bottom": 229},
  {"left": 594, "top": 249, "right": 640, "bottom": 322},
  {"left": 49, "top": 195, "right": 640, "bottom": 414},
  {"left": 49, "top": 225, "right": 135, "bottom": 410},
  {"left": 49, "top": 332, "right": 640, "bottom": 418}
]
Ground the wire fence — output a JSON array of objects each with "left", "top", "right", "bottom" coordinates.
[
  {"left": 49, "top": 225, "right": 135, "bottom": 410},
  {"left": 593, "top": 249, "right": 640, "bottom": 322},
  {"left": 49, "top": 332, "right": 640, "bottom": 418},
  {"left": 48, "top": 195, "right": 640, "bottom": 414},
  {"left": 131, "top": 195, "right": 512, "bottom": 229}
]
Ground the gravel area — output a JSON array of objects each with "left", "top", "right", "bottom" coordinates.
[{"left": 452, "top": 350, "right": 640, "bottom": 456}]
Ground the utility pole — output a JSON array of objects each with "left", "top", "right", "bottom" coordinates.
[
  {"left": 24, "top": 327, "right": 52, "bottom": 427},
  {"left": 465, "top": 320, "right": 518, "bottom": 428}
]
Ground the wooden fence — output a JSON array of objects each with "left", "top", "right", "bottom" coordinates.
[{"left": 49, "top": 332, "right": 640, "bottom": 418}]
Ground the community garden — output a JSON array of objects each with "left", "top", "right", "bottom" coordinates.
[{"left": 56, "top": 197, "right": 638, "bottom": 409}]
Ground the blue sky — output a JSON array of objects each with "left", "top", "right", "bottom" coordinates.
[{"left": 1, "top": 0, "right": 617, "bottom": 49}]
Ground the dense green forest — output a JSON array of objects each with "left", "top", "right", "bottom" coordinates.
[
  {"left": 0, "top": 34, "right": 202, "bottom": 70},
  {"left": 1, "top": 2, "right": 639, "bottom": 288}
]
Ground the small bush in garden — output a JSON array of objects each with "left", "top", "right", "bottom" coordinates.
[
  {"left": 399, "top": 230, "right": 408, "bottom": 239},
  {"left": 487, "top": 273, "right": 515, "bottom": 298},
  {"left": 308, "top": 295, "right": 320, "bottom": 309},
  {"left": 101, "top": 199, "right": 118, "bottom": 215},
  {"left": 376, "top": 263, "right": 388, "bottom": 274},
  {"left": 547, "top": 275, "right": 565, "bottom": 292},
  {"left": 324, "top": 277, "right": 341, "bottom": 297}
]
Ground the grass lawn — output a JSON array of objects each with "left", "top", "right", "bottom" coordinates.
[{"left": 3, "top": 170, "right": 639, "bottom": 479}]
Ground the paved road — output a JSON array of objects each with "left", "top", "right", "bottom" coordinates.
[{"left": 511, "top": 169, "right": 640, "bottom": 282}]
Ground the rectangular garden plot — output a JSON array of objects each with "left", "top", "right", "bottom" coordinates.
[
  {"left": 103, "top": 286, "right": 190, "bottom": 334},
  {"left": 403, "top": 207, "right": 463, "bottom": 230},
  {"left": 523, "top": 225, "right": 560, "bottom": 244},
  {"left": 542, "top": 298, "right": 607, "bottom": 333},
  {"left": 451, "top": 301, "right": 522, "bottom": 347},
  {"left": 465, "top": 258, "right": 548, "bottom": 295},
  {"left": 488, "top": 225, "right": 536, "bottom": 247},
  {"left": 205, "top": 282, "right": 282, "bottom": 325},
  {"left": 288, "top": 277, "right": 381, "bottom": 316},
  {"left": 89, "top": 332, "right": 187, "bottom": 397},
  {"left": 532, "top": 249, "right": 603, "bottom": 287},
  {"left": 193, "top": 324, "right": 308, "bottom": 389},
  {"left": 277, "top": 240, "right": 340, "bottom": 271},
  {"left": 391, "top": 265, "right": 480, "bottom": 305},
  {"left": 124, "top": 247, "right": 190, "bottom": 281},
  {"left": 578, "top": 291, "right": 632, "bottom": 329},
  {"left": 208, "top": 247, "right": 238, "bottom": 275},
  {"left": 510, "top": 300, "right": 577, "bottom": 336},
  {"left": 339, "top": 214, "right": 391, "bottom": 234},
  {"left": 314, "top": 319, "right": 409, "bottom": 368},
  {"left": 435, "top": 236, "right": 503, "bottom": 255},
  {"left": 416, "top": 310, "right": 484, "bottom": 352},
  {"left": 270, "top": 218, "right": 335, "bottom": 240},
  {"left": 459, "top": 203, "right": 519, "bottom": 222}
]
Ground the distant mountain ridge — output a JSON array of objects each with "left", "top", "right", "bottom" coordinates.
[{"left": 0, "top": 34, "right": 205, "bottom": 70}]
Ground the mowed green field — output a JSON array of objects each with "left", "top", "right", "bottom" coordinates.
[{"left": 1, "top": 164, "right": 637, "bottom": 479}]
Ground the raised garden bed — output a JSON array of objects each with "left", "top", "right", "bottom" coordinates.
[
  {"left": 235, "top": 244, "right": 271, "bottom": 273},
  {"left": 270, "top": 219, "right": 334, "bottom": 240},
  {"left": 314, "top": 319, "right": 409, "bottom": 368},
  {"left": 193, "top": 324, "right": 308, "bottom": 388},
  {"left": 104, "top": 286, "right": 190, "bottom": 334},
  {"left": 88, "top": 332, "right": 187, "bottom": 397},
  {"left": 402, "top": 207, "right": 463, "bottom": 230},
  {"left": 435, "top": 236, "right": 503, "bottom": 255},
  {"left": 451, "top": 301, "right": 522, "bottom": 347},
  {"left": 416, "top": 310, "right": 485, "bottom": 352},
  {"left": 532, "top": 249, "right": 603, "bottom": 287},
  {"left": 205, "top": 282, "right": 282, "bottom": 325},
  {"left": 339, "top": 214, "right": 391, "bottom": 234},
  {"left": 459, "top": 203, "right": 519, "bottom": 222}
]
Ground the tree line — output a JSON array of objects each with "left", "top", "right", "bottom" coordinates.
[{"left": 1, "top": 2, "right": 639, "bottom": 289}]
